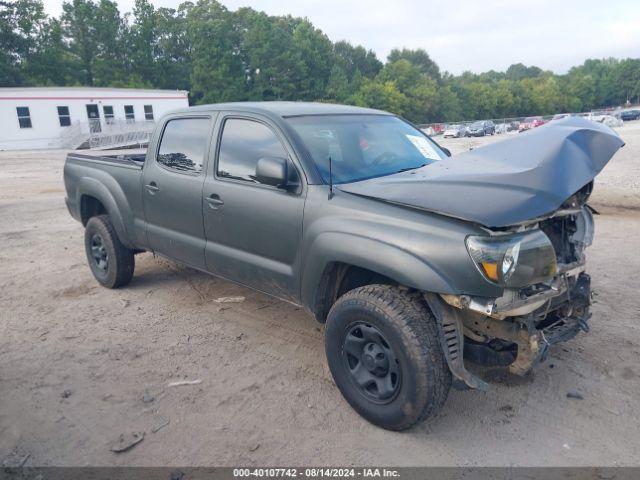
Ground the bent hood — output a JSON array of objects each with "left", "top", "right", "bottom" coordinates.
[{"left": 338, "top": 117, "right": 624, "bottom": 228}]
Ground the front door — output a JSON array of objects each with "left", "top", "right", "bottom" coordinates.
[
  {"left": 202, "top": 115, "right": 306, "bottom": 301},
  {"left": 142, "top": 115, "right": 214, "bottom": 269},
  {"left": 86, "top": 104, "right": 101, "bottom": 133}
]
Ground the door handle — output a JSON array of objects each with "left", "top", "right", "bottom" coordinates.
[
  {"left": 205, "top": 194, "right": 224, "bottom": 209},
  {"left": 145, "top": 182, "right": 160, "bottom": 193}
]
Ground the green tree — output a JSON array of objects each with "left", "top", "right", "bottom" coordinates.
[
  {"left": 61, "top": 0, "right": 97, "bottom": 84},
  {"left": 0, "top": 0, "right": 47, "bottom": 85},
  {"left": 353, "top": 79, "right": 408, "bottom": 116},
  {"left": 505, "top": 63, "right": 542, "bottom": 81},
  {"left": 93, "top": 0, "right": 128, "bottom": 85},
  {"left": 128, "top": 0, "right": 157, "bottom": 86},
  {"left": 3, "top": 0, "right": 640, "bottom": 120},
  {"left": 291, "top": 18, "right": 333, "bottom": 99},
  {"left": 614, "top": 59, "right": 640, "bottom": 105},
  {"left": 377, "top": 59, "right": 438, "bottom": 122},
  {"left": 434, "top": 84, "right": 462, "bottom": 122},
  {"left": 153, "top": 5, "right": 192, "bottom": 90},
  {"left": 387, "top": 48, "right": 440, "bottom": 80},
  {"left": 24, "top": 18, "right": 75, "bottom": 85},
  {"left": 235, "top": 9, "right": 302, "bottom": 100},
  {"left": 325, "top": 64, "right": 350, "bottom": 102},
  {"left": 0, "top": 0, "right": 21, "bottom": 85},
  {"left": 494, "top": 79, "right": 515, "bottom": 117},
  {"left": 186, "top": 0, "right": 245, "bottom": 103},
  {"left": 461, "top": 82, "right": 498, "bottom": 119},
  {"left": 333, "top": 40, "right": 381, "bottom": 80}
]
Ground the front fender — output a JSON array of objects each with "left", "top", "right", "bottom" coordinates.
[
  {"left": 298, "top": 187, "right": 503, "bottom": 314},
  {"left": 300, "top": 231, "right": 457, "bottom": 311}
]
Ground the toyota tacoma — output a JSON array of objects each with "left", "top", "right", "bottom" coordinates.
[{"left": 64, "top": 102, "right": 624, "bottom": 430}]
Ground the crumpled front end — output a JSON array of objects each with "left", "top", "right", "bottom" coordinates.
[
  {"left": 426, "top": 191, "right": 598, "bottom": 390},
  {"left": 338, "top": 116, "right": 625, "bottom": 229}
]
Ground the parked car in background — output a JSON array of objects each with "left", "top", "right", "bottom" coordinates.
[
  {"left": 620, "top": 109, "right": 640, "bottom": 121},
  {"left": 443, "top": 124, "right": 467, "bottom": 138},
  {"left": 552, "top": 113, "right": 572, "bottom": 121},
  {"left": 599, "top": 115, "right": 623, "bottom": 128},
  {"left": 432, "top": 124, "right": 445, "bottom": 136},
  {"left": 467, "top": 120, "right": 495, "bottom": 137},
  {"left": 494, "top": 123, "right": 510, "bottom": 134},
  {"left": 519, "top": 116, "right": 546, "bottom": 132}
]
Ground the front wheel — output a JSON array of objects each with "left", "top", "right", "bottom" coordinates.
[
  {"left": 84, "top": 214, "right": 135, "bottom": 288},
  {"left": 325, "top": 285, "right": 451, "bottom": 430}
]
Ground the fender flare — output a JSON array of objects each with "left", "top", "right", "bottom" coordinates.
[
  {"left": 301, "top": 232, "right": 458, "bottom": 313},
  {"left": 76, "top": 176, "right": 134, "bottom": 248}
]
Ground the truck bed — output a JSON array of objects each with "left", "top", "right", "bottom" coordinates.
[
  {"left": 67, "top": 149, "right": 147, "bottom": 168},
  {"left": 64, "top": 148, "right": 149, "bottom": 249}
]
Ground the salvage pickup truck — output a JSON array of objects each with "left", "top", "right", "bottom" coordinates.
[{"left": 64, "top": 102, "right": 624, "bottom": 430}]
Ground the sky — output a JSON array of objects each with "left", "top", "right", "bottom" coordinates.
[{"left": 41, "top": 0, "right": 640, "bottom": 75}]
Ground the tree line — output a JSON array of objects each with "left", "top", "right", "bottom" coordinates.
[{"left": 2, "top": 0, "right": 640, "bottom": 124}]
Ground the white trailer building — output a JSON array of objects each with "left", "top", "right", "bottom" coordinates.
[{"left": 0, "top": 87, "right": 189, "bottom": 150}]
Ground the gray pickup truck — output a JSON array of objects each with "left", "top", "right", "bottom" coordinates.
[{"left": 64, "top": 102, "right": 623, "bottom": 430}]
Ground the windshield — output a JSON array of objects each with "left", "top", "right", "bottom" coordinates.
[
  {"left": 286, "top": 114, "right": 447, "bottom": 184},
  {"left": 470, "top": 121, "right": 484, "bottom": 128}
]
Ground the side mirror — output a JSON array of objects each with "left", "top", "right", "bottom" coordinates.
[{"left": 255, "top": 156, "right": 288, "bottom": 188}]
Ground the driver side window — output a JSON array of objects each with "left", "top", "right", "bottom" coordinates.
[{"left": 217, "top": 118, "right": 290, "bottom": 183}]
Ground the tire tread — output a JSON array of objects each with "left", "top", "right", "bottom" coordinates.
[
  {"left": 327, "top": 285, "right": 451, "bottom": 430},
  {"left": 85, "top": 214, "right": 134, "bottom": 288}
]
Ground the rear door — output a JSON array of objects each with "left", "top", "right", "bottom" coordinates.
[
  {"left": 202, "top": 113, "right": 306, "bottom": 301},
  {"left": 142, "top": 114, "right": 215, "bottom": 269}
]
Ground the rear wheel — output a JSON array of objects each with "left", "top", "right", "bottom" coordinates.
[
  {"left": 325, "top": 285, "right": 451, "bottom": 430},
  {"left": 84, "top": 214, "right": 134, "bottom": 288}
]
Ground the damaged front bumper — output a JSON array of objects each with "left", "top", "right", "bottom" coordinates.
[{"left": 425, "top": 269, "right": 592, "bottom": 391}]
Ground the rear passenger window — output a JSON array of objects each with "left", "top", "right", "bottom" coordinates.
[
  {"left": 217, "top": 118, "right": 288, "bottom": 183},
  {"left": 157, "top": 118, "right": 210, "bottom": 174}
]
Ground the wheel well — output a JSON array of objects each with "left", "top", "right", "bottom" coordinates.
[
  {"left": 313, "top": 262, "right": 397, "bottom": 323},
  {"left": 80, "top": 195, "right": 107, "bottom": 226}
]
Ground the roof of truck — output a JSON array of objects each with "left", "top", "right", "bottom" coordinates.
[{"left": 183, "top": 101, "right": 390, "bottom": 117}]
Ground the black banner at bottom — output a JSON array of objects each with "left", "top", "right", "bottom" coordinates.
[{"left": 1, "top": 467, "right": 639, "bottom": 480}]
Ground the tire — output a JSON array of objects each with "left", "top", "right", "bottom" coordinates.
[
  {"left": 325, "top": 285, "right": 451, "bottom": 430},
  {"left": 84, "top": 214, "right": 135, "bottom": 288}
]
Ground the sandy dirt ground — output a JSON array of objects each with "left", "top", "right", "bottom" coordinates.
[{"left": 1, "top": 123, "right": 640, "bottom": 467}]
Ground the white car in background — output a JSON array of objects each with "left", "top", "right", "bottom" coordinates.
[
  {"left": 494, "top": 123, "right": 510, "bottom": 134},
  {"left": 587, "top": 112, "right": 623, "bottom": 128},
  {"left": 599, "top": 115, "right": 623, "bottom": 128},
  {"left": 443, "top": 124, "right": 467, "bottom": 138}
]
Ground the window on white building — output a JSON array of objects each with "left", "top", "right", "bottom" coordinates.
[
  {"left": 144, "top": 105, "right": 154, "bottom": 121},
  {"left": 124, "top": 105, "right": 135, "bottom": 122},
  {"left": 103, "top": 105, "right": 114, "bottom": 124},
  {"left": 57, "top": 106, "right": 71, "bottom": 127},
  {"left": 17, "top": 107, "right": 32, "bottom": 128}
]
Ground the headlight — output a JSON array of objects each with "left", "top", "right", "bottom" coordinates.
[{"left": 466, "top": 230, "right": 557, "bottom": 287}]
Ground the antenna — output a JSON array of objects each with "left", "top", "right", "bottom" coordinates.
[{"left": 328, "top": 155, "right": 334, "bottom": 199}]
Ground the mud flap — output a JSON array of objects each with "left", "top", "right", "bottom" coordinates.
[{"left": 424, "top": 293, "right": 489, "bottom": 391}]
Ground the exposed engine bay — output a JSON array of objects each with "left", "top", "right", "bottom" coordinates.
[{"left": 428, "top": 183, "right": 598, "bottom": 390}]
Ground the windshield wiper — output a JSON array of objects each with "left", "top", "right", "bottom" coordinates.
[{"left": 393, "top": 163, "right": 427, "bottom": 174}]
